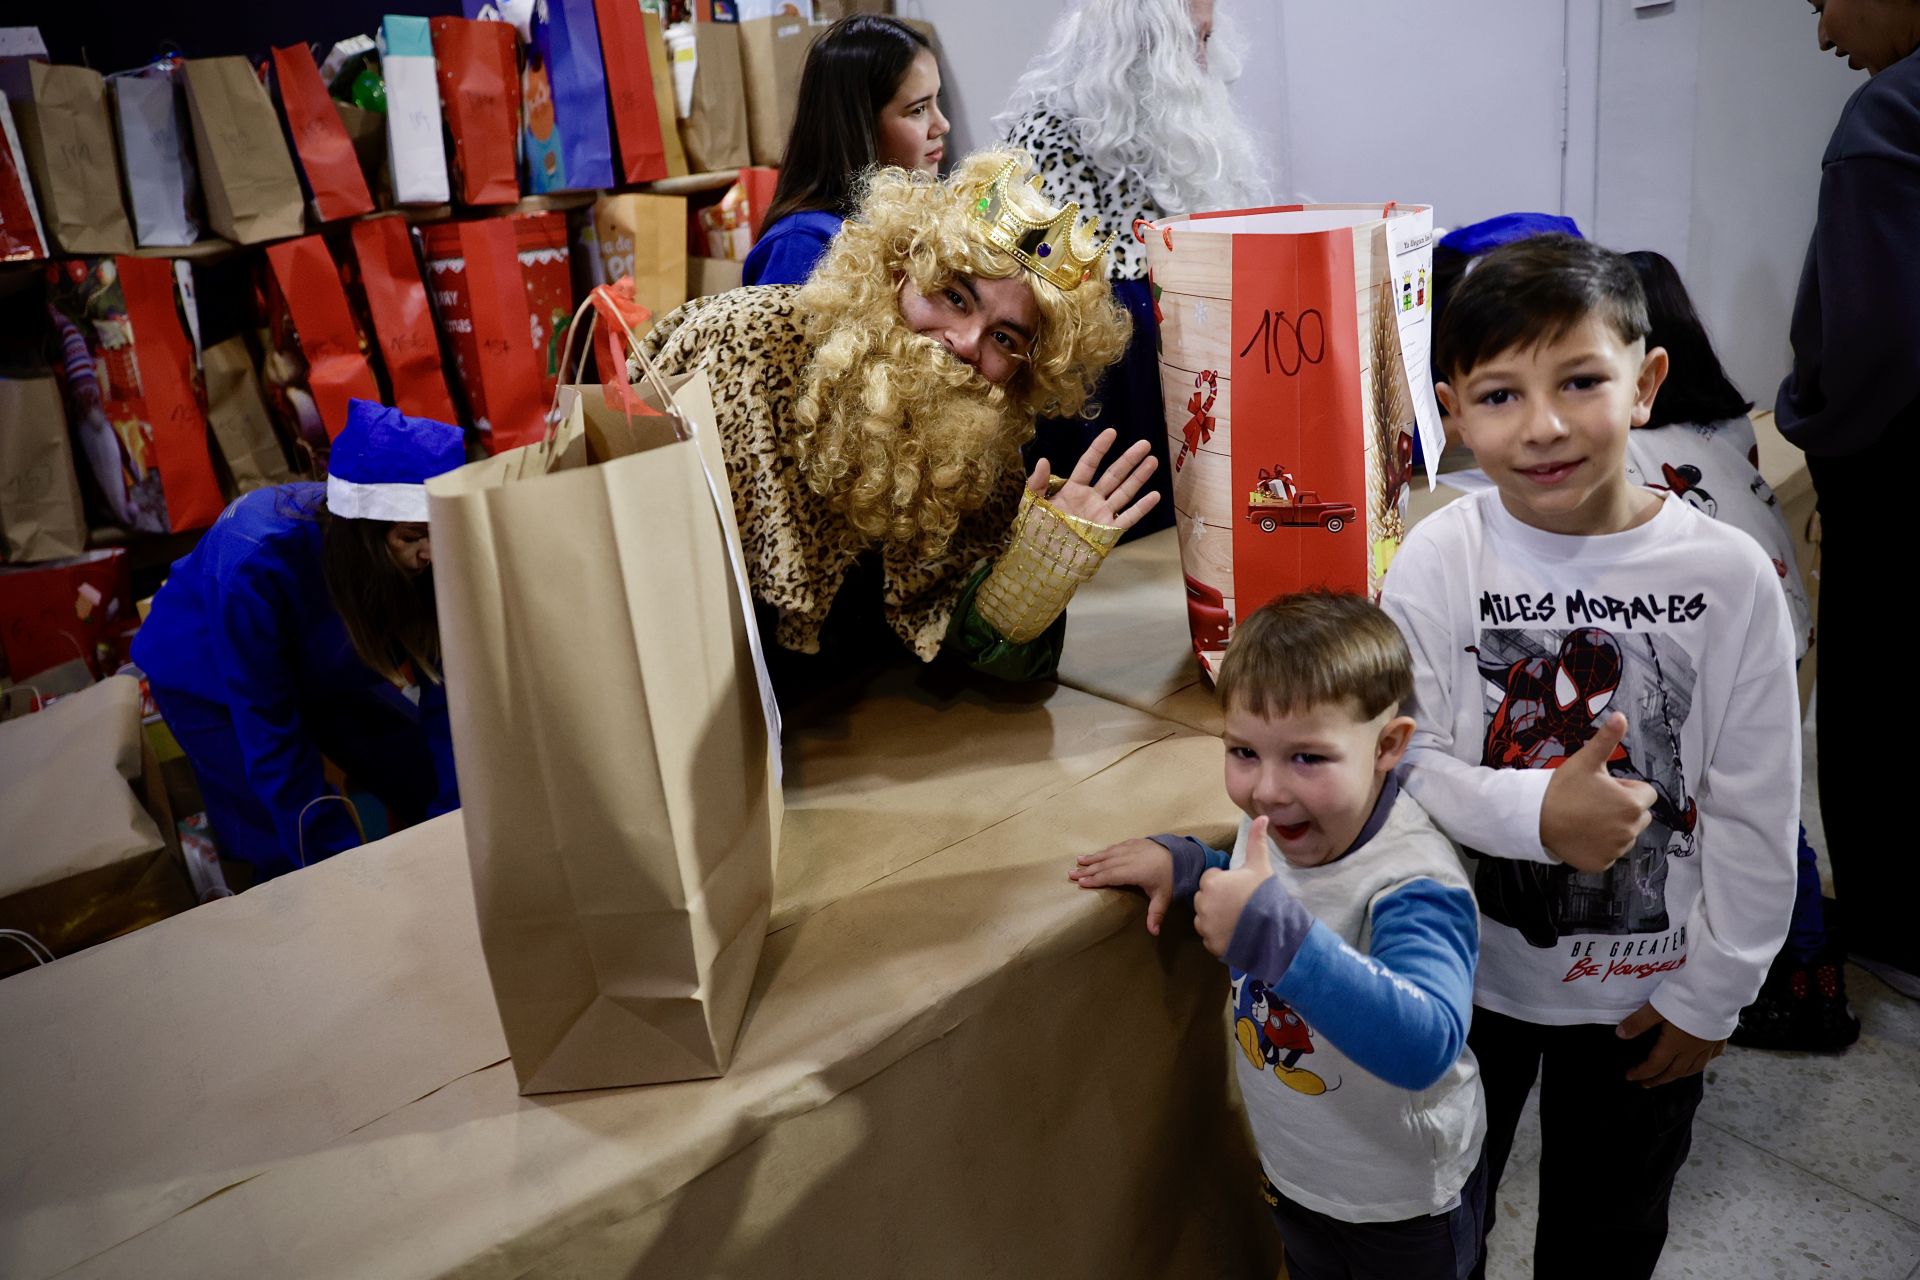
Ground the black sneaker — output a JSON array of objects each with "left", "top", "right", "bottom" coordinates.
[{"left": 1730, "top": 952, "right": 1861, "bottom": 1052}]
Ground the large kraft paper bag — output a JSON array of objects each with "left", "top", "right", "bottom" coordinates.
[
  {"left": 0, "top": 375, "right": 87, "bottom": 563},
  {"left": 1, "top": 62, "right": 135, "bottom": 254},
  {"left": 201, "top": 336, "right": 295, "bottom": 495},
  {"left": 737, "top": 12, "right": 815, "bottom": 167},
  {"left": 182, "top": 56, "right": 306, "bottom": 244},
  {"left": 676, "top": 19, "right": 750, "bottom": 173},
  {"left": 0, "top": 674, "right": 190, "bottom": 979},
  {"left": 591, "top": 192, "right": 686, "bottom": 339},
  {"left": 1141, "top": 204, "right": 1442, "bottom": 676},
  {"left": 427, "top": 309, "right": 780, "bottom": 1094}
]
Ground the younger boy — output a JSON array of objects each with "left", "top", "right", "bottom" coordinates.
[
  {"left": 1071, "top": 593, "right": 1485, "bottom": 1280},
  {"left": 1381, "top": 235, "right": 1799, "bottom": 1279}
]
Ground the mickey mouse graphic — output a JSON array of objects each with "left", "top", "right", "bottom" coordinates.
[
  {"left": 1656, "top": 462, "right": 1717, "bottom": 517},
  {"left": 1234, "top": 976, "right": 1329, "bottom": 1096}
]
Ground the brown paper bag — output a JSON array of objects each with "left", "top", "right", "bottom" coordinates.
[
  {"left": 334, "top": 100, "right": 395, "bottom": 209},
  {"left": 427, "top": 308, "right": 780, "bottom": 1094},
  {"left": 202, "top": 337, "right": 294, "bottom": 495},
  {"left": 642, "top": 10, "right": 691, "bottom": 177},
  {"left": 812, "top": 0, "right": 892, "bottom": 18},
  {"left": 0, "top": 374, "right": 88, "bottom": 563},
  {"left": 1, "top": 62, "right": 136, "bottom": 254},
  {"left": 0, "top": 674, "right": 188, "bottom": 976},
  {"left": 182, "top": 56, "right": 306, "bottom": 244},
  {"left": 738, "top": 15, "right": 817, "bottom": 166},
  {"left": 591, "top": 193, "right": 687, "bottom": 340},
  {"left": 679, "top": 20, "right": 751, "bottom": 173}
]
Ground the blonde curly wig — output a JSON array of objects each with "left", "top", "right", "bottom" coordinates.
[{"left": 790, "top": 147, "right": 1132, "bottom": 554}]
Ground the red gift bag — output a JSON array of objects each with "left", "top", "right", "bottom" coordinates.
[
  {"left": 44, "top": 257, "right": 224, "bottom": 535},
  {"left": 349, "top": 217, "right": 459, "bottom": 424},
  {"left": 264, "top": 235, "right": 382, "bottom": 440},
  {"left": 0, "top": 98, "right": 49, "bottom": 261},
  {"left": 0, "top": 548, "right": 136, "bottom": 681},
  {"left": 593, "top": 0, "right": 669, "bottom": 185},
  {"left": 420, "top": 212, "right": 572, "bottom": 452},
  {"left": 430, "top": 17, "right": 522, "bottom": 206},
  {"left": 270, "top": 45, "right": 376, "bottom": 222}
]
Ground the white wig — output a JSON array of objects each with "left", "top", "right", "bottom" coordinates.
[{"left": 994, "top": 0, "right": 1270, "bottom": 217}]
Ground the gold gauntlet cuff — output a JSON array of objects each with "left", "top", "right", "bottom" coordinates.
[{"left": 974, "top": 488, "right": 1123, "bottom": 643}]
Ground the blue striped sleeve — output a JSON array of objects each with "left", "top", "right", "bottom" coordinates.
[{"left": 1267, "top": 879, "right": 1478, "bottom": 1091}]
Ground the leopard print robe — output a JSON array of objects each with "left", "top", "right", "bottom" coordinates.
[{"left": 636, "top": 285, "right": 1025, "bottom": 660}]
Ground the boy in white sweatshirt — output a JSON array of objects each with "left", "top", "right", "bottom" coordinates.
[{"left": 1381, "top": 234, "right": 1798, "bottom": 1280}]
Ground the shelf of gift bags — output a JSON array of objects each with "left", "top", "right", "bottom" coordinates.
[{"left": 52, "top": 174, "right": 748, "bottom": 266}]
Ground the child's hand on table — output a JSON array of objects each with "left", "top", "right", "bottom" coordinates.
[
  {"left": 1542, "top": 713, "right": 1656, "bottom": 873},
  {"left": 1194, "top": 815, "right": 1276, "bottom": 959},
  {"left": 1070, "top": 837, "right": 1176, "bottom": 935}
]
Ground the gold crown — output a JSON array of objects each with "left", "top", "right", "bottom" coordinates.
[{"left": 969, "top": 157, "right": 1114, "bottom": 291}]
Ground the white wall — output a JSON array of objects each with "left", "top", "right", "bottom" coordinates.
[{"left": 908, "top": 0, "right": 1861, "bottom": 404}]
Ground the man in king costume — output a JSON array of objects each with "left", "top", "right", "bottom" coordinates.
[{"left": 637, "top": 148, "right": 1159, "bottom": 683}]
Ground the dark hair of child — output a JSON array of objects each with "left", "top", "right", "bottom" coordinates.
[
  {"left": 761, "top": 16, "right": 933, "bottom": 230},
  {"left": 1433, "top": 233, "right": 1650, "bottom": 383},
  {"left": 1624, "top": 250, "right": 1753, "bottom": 429},
  {"left": 319, "top": 508, "right": 441, "bottom": 685},
  {"left": 1215, "top": 591, "right": 1413, "bottom": 722}
]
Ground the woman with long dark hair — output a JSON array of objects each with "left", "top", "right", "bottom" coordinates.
[
  {"left": 741, "top": 15, "right": 947, "bottom": 287},
  {"left": 131, "top": 402, "right": 466, "bottom": 882}
]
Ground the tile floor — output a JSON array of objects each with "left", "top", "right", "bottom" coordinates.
[{"left": 1483, "top": 710, "right": 1920, "bottom": 1279}]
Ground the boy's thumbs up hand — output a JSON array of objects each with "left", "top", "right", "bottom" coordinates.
[
  {"left": 1541, "top": 713, "right": 1657, "bottom": 873},
  {"left": 1195, "top": 815, "right": 1277, "bottom": 959}
]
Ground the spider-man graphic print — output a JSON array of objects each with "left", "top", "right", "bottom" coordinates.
[{"left": 1469, "top": 627, "right": 1700, "bottom": 949}]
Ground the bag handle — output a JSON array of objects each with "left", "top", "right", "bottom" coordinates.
[
  {"left": 545, "top": 286, "right": 689, "bottom": 441},
  {"left": 0, "top": 928, "right": 54, "bottom": 966},
  {"left": 1, "top": 685, "right": 44, "bottom": 718},
  {"left": 544, "top": 283, "right": 785, "bottom": 766},
  {"left": 296, "top": 794, "right": 366, "bottom": 868}
]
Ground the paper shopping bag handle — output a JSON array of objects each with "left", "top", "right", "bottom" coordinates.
[
  {"left": 545, "top": 287, "right": 690, "bottom": 440},
  {"left": 296, "top": 794, "right": 366, "bottom": 868}
]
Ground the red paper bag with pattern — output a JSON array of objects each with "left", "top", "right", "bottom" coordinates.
[
  {"left": 593, "top": 0, "right": 670, "bottom": 184},
  {"left": 43, "top": 256, "right": 224, "bottom": 534},
  {"left": 349, "top": 217, "right": 458, "bottom": 424},
  {"left": 420, "top": 213, "right": 570, "bottom": 453},
  {"left": 429, "top": 17, "right": 522, "bottom": 206},
  {"left": 1140, "top": 204, "right": 1438, "bottom": 677},
  {"left": 264, "top": 235, "right": 382, "bottom": 440},
  {"left": 269, "top": 44, "right": 375, "bottom": 222}
]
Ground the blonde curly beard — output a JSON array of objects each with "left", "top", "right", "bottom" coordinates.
[{"left": 791, "top": 283, "right": 1030, "bottom": 558}]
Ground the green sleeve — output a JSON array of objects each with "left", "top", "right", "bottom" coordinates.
[{"left": 943, "top": 561, "right": 1067, "bottom": 681}]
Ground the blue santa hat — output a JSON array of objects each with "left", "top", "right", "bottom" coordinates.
[
  {"left": 325, "top": 400, "right": 466, "bottom": 523},
  {"left": 1438, "top": 212, "right": 1584, "bottom": 259}
]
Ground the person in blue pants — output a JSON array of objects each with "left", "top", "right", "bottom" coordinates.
[{"left": 132, "top": 401, "right": 466, "bottom": 881}]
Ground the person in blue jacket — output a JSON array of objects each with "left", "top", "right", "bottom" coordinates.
[
  {"left": 742, "top": 15, "right": 948, "bottom": 287},
  {"left": 131, "top": 401, "right": 467, "bottom": 881}
]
